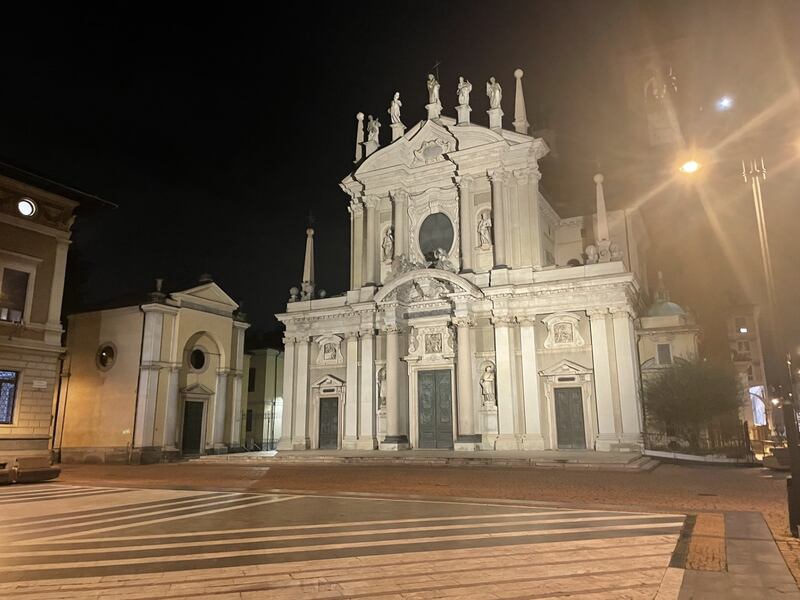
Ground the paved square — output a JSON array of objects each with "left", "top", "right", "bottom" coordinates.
[{"left": 0, "top": 483, "right": 685, "bottom": 599}]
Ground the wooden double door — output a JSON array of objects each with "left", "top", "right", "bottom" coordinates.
[
  {"left": 418, "top": 370, "right": 453, "bottom": 449},
  {"left": 554, "top": 387, "right": 587, "bottom": 449},
  {"left": 318, "top": 397, "right": 339, "bottom": 449}
]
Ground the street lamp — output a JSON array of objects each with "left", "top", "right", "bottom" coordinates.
[{"left": 679, "top": 160, "right": 701, "bottom": 174}]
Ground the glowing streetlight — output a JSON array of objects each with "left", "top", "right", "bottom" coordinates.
[
  {"left": 715, "top": 96, "right": 734, "bottom": 111},
  {"left": 773, "top": 398, "right": 782, "bottom": 407},
  {"left": 679, "top": 160, "right": 701, "bottom": 174}
]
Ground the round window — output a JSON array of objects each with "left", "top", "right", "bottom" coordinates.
[
  {"left": 418, "top": 213, "right": 454, "bottom": 263},
  {"left": 190, "top": 348, "right": 206, "bottom": 370},
  {"left": 17, "top": 198, "right": 37, "bottom": 217},
  {"left": 96, "top": 344, "right": 116, "bottom": 370}
]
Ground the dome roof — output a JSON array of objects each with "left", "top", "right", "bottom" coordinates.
[{"left": 647, "top": 300, "right": 686, "bottom": 317}]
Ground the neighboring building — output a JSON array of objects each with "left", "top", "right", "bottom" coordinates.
[
  {"left": 276, "top": 71, "right": 651, "bottom": 453},
  {"left": 0, "top": 171, "right": 82, "bottom": 482},
  {"left": 638, "top": 272, "right": 700, "bottom": 375},
  {"left": 54, "top": 278, "right": 249, "bottom": 463},
  {"left": 726, "top": 303, "right": 770, "bottom": 435},
  {"left": 243, "top": 347, "right": 283, "bottom": 450}
]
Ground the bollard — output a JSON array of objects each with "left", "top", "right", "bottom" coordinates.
[{"left": 788, "top": 476, "right": 800, "bottom": 538}]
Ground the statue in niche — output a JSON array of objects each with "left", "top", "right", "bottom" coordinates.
[
  {"left": 408, "top": 328, "right": 419, "bottom": 353},
  {"left": 457, "top": 76, "right": 472, "bottom": 106},
  {"left": 366, "top": 115, "right": 381, "bottom": 144},
  {"left": 477, "top": 211, "right": 493, "bottom": 248},
  {"left": 427, "top": 73, "right": 441, "bottom": 105},
  {"left": 584, "top": 244, "right": 598, "bottom": 264},
  {"left": 323, "top": 342, "right": 337, "bottom": 361},
  {"left": 610, "top": 242, "right": 623, "bottom": 261},
  {"left": 377, "top": 368, "right": 387, "bottom": 409},
  {"left": 553, "top": 322, "right": 574, "bottom": 345},
  {"left": 432, "top": 248, "right": 455, "bottom": 272},
  {"left": 486, "top": 77, "right": 502, "bottom": 109},
  {"left": 381, "top": 228, "right": 394, "bottom": 262},
  {"left": 425, "top": 333, "right": 442, "bottom": 354},
  {"left": 480, "top": 365, "right": 496, "bottom": 407},
  {"left": 388, "top": 92, "right": 403, "bottom": 125}
]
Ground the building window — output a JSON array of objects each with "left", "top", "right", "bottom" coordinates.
[
  {"left": 747, "top": 365, "right": 755, "bottom": 382},
  {"left": 248, "top": 368, "right": 256, "bottom": 392},
  {"left": 0, "top": 370, "right": 19, "bottom": 424},
  {"left": 246, "top": 409, "right": 253, "bottom": 432},
  {"left": 657, "top": 343, "right": 673, "bottom": 365},
  {"left": 96, "top": 344, "right": 117, "bottom": 370},
  {"left": 0, "top": 268, "right": 29, "bottom": 323},
  {"left": 17, "top": 198, "right": 37, "bottom": 217},
  {"left": 189, "top": 348, "right": 206, "bottom": 371},
  {"left": 417, "top": 213, "right": 454, "bottom": 263}
]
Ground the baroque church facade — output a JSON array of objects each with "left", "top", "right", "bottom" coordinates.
[{"left": 277, "top": 70, "right": 651, "bottom": 452}]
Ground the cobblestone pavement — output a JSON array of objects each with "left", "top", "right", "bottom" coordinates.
[
  {"left": 55, "top": 462, "right": 800, "bottom": 589},
  {"left": 0, "top": 483, "right": 684, "bottom": 599}
]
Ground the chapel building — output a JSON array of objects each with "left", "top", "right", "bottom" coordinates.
[{"left": 276, "top": 70, "right": 650, "bottom": 452}]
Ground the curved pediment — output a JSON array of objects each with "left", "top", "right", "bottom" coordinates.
[{"left": 374, "top": 268, "right": 484, "bottom": 304}]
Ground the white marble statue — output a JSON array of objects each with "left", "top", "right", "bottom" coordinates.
[
  {"left": 480, "top": 365, "right": 496, "bottom": 406},
  {"left": 477, "top": 211, "right": 492, "bottom": 248},
  {"left": 433, "top": 248, "right": 455, "bottom": 272},
  {"left": 388, "top": 92, "right": 403, "bottom": 125},
  {"left": 427, "top": 73, "right": 441, "bottom": 105},
  {"left": 367, "top": 115, "right": 381, "bottom": 144},
  {"left": 382, "top": 227, "right": 394, "bottom": 262},
  {"left": 486, "top": 77, "right": 502, "bottom": 109},
  {"left": 457, "top": 76, "right": 472, "bottom": 106},
  {"left": 584, "top": 244, "right": 598, "bottom": 264},
  {"left": 378, "top": 368, "right": 387, "bottom": 409}
]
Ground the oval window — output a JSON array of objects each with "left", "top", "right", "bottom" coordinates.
[
  {"left": 96, "top": 344, "right": 116, "bottom": 370},
  {"left": 190, "top": 348, "right": 206, "bottom": 370},
  {"left": 17, "top": 198, "right": 37, "bottom": 217},
  {"left": 418, "top": 213, "right": 454, "bottom": 263}
]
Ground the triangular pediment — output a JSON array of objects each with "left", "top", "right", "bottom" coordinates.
[
  {"left": 172, "top": 282, "right": 239, "bottom": 312},
  {"left": 181, "top": 383, "right": 214, "bottom": 396},
  {"left": 355, "top": 119, "right": 460, "bottom": 175},
  {"left": 312, "top": 374, "right": 346, "bottom": 388},
  {"left": 539, "top": 359, "right": 592, "bottom": 377}
]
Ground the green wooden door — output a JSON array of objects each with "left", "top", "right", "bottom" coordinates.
[
  {"left": 318, "top": 397, "right": 339, "bottom": 449},
  {"left": 181, "top": 401, "right": 204, "bottom": 454},
  {"left": 418, "top": 370, "right": 453, "bottom": 448},
  {"left": 554, "top": 387, "right": 586, "bottom": 449}
]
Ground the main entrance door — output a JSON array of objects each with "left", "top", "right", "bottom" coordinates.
[
  {"left": 181, "top": 400, "right": 204, "bottom": 454},
  {"left": 318, "top": 397, "right": 339, "bottom": 449},
  {"left": 418, "top": 370, "right": 453, "bottom": 449},
  {"left": 554, "top": 387, "right": 586, "bottom": 449}
]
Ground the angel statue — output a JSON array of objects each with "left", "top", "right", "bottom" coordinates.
[{"left": 486, "top": 77, "right": 502, "bottom": 109}]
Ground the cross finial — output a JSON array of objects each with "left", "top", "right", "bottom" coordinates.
[{"left": 431, "top": 58, "right": 442, "bottom": 82}]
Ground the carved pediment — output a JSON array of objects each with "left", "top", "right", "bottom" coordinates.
[
  {"left": 314, "top": 334, "right": 343, "bottom": 366},
  {"left": 542, "top": 313, "right": 586, "bottom": 349},
  {"left": 312, "top": 374, "right": 346, "bottom": 388},
  {"left": 172, "top": 282, "right": 239, "bottom": 311},
  {"left": 539, "top": 359, "right": 592, "bottom": 378},
  {"left": 375, "top": 268, "right": 483, "bottom": 304},
  {"left": 182, "top": 383, "right": 214, "bottom": 396}
]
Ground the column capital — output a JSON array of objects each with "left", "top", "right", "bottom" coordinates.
[
  {"left": 359, "top": 326, "right": 376, "bottom": 337},
  {"left": 455, "top": 174, "right": 475, "bottom": 188},
  {"left": 345, "top": 330, "right": 360, "bottom": 341},
  {"left": 389, "top": 188, "right": 408, "bottom": 202},
  {"left": 487, "top": 168, "right": 506, "bottom": 183},
  {"left": 382, "top": 324, "right": 401, "bottom": 334},
  {"left": 512, "top": 168, "right": 530, "bottom": 183},
  {"left": 586, "top": 308, "right": 609, "bottom": 320},
  {"left": 610, "top": 306, "right": 636, "bottom": 319},
  {"left": 284, "top": 333, "right": 309, "bottom": 344},
  {"left": 363, "top": 195, "right": 379, "bottom": 209},
  {"left": 491, "top": 315, "right": 516, "bottom": 327},
  {"left": 348, "top": 199, "right": 364, "bottom": 217},
  {"left": 517, "top": 314, "right": 538, "bottom": 326},
  {"left": 452, "top": 316, "right": 475, "bottom": 328}
]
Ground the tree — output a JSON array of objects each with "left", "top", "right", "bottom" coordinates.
[{"left": 644, "top": 358, "right": 742, "bottom": 444}]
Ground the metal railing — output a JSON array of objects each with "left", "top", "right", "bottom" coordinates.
[{"left": 642, "top": 422, "right": 753, "bottom": 460}]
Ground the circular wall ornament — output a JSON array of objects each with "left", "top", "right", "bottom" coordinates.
[
  {"left": 189, "top": 348, "right": 206, "bottom": 371},
  {"left": 96, "top": 343, "right": 117, "bottom": 371}
]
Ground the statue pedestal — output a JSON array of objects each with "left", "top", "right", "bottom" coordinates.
[
  {"left": 364, "top": 140, "right": 380, "bottom": 157},
  {"left": 487, "top": 107, "right": 504, "bottom": 130},
  {"left": 479, "top": 404, "right": 499, "bottom": 450},
  {"left": 426, "top": 102, "right": 443, "bottom": 121},
  {"left": 377, "top": 406, "right": 387, "bottom": 441},
  {"left": 456, "top": 104, "right": 472, "bottom": 125},
  {"left": 390, "top": 122, "right": 406, "bottom": 142}
]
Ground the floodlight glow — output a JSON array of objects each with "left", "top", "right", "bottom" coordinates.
[
  {"left": 739, "top": 327, "right": 748, "bottom": 334},
  {"left": 679, "top": 160, "right": 701, "bottom": 174},
  {"left": 715, "top": 96, "right": 734, "bottom": 111}
]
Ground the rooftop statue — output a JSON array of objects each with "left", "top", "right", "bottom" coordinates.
[
  {"left": 388, "top": 92, "right": 403, "bottom": 125},
  {"left": 427, "top": 73, "right": 441, "bottom": 105},
  {"left": 486, "top": 77, "right": 502, "bottom": 109},
  {"left": 457, "top": 76, "right": 472, "bottom": 107}
]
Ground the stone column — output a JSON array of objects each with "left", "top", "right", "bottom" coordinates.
[
  {"left": 163, "top": 366, "right": 180, "bottom": 450},
  {"left": 212, "top": 370, "right": 228, "bottom": 449},
  {"left": 358, "top": 328, "right": 378, "bottom": 449},
  {"left": 133, "top": 307, "right": 164, "bottom": 451},
  {"left": 518, "top": 316, "right": 545, "bottom": 450},
  {"left": 364, "top": 196, "right": 378, "bottom": 285},
  {"left": 349, "top": 200, "right": 365, "bottom": 289},
  {"left": 45, "top": 238, "right": 70, "bottom": 344},
  {"left": 589, "top": 309, "right": 617, "bottom": 451},
  {"left": 528, "top": 168, "right": 543, "bottom": 266},
  {"left": 292, "top": 336, "right": 310, "bottom": 449},
  {"left": 391, "top": 189, "right": 408, "bottom": 257},
  {"left": 492, "top": 316, "right": 518, "bottom": 449},
  {"left": 276, "top": 336, "right": 296, "bottom": 450},
  {"left": 612, "top": 307, "right": 642, "bottom": 446},
  {"left": 343, "top": 332, "right": 360, "bottom": 449},
  {"left": 456, "top": 176, "right": 474, "bottom": 273},
  {"left": 488, "top": 170, "right": 507, "bottom": 268},
  {"left": 380, "top": 326, "right": 408, "bottom": 449},
  {"left": 454, "top": 317, "right": 479, "bottom": 445},
  {"left": 226, "top": 320, "right": 248, "bottom": 448}
]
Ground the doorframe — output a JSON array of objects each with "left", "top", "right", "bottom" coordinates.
[
  {"left": 407, "top": 362, "right": 456, "bottom": 450},
  {"left": 539, "top": 360, "right": 596, "bottom": 451},
  {"left": 178, "top": 395, "right": 208, "bottom": 455},
  {"left": 553, "top": 386, "right": 588, "bottom": 450},
  {"left": 309, "top": 375, "right": 345, "bottom": 450}
]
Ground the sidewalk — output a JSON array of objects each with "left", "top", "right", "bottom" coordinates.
[
  {"left": 678, "top": 512, "right": 800, "bottom": 599},
  {"left": 189, "top": 448, "right": 660, "bottom": 471}
]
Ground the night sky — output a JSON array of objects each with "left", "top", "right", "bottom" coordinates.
[{"left": 2, "top": 2, "right": 799, "bottom": 380}]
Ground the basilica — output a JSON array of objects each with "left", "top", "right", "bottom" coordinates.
[{"left": 276, "top": 70, "right": 654, "bottom": 453}]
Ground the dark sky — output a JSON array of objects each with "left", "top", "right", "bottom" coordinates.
[{"left": 2, "top": 2, "right": 799, "bottom": 380}]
